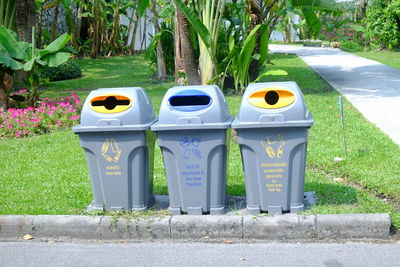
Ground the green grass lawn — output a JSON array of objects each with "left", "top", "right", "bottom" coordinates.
[
  {"left": 354, "top": 50, "right": 400, "bottom": 70},
  {"left": 1, "top": 54, "right": 399, "bottom": 228}
]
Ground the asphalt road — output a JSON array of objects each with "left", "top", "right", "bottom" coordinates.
[{"left": 1, "top": 241, "right": 400, "bottom": 266}]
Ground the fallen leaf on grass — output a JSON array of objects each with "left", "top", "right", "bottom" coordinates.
[
  {"left": 23, "top": 234, "right": 34, "bottom": 240},
  {"left": 334, "top": 157, "right": 344, "bottom": 162},
  {"left": 333, "top": 178, "right": 344, "bottom": 183}
]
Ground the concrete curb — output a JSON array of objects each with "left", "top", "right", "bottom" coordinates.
[{"left": 0, "top": 213, "right": 391, "bottom": 241}]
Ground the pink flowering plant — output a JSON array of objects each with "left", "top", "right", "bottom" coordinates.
[{"left": 0, "top": 92, "right": 82, "bottom": 138}]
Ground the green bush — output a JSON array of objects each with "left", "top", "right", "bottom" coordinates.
[
  {"left": 40, "top": 59, "right": 82, "bottom": 81},
  {"left": 340, "top": 41, "right": 364, "bottom": 52},
  {"left": 365, "top": 0, "right": 400, "bottom": 50}
]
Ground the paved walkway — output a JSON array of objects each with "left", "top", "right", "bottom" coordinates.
[{"left": 269, "top": 45, "right": 400, "bottom": 145}]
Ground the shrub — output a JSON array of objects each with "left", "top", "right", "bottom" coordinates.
[
  {"left": 0, "top": 92, "right": 82, "bottom": 138},
  {"left": 340, "top": 41, "right": 364, "bottom": 52},
  {"left": 302, "top": 40, "right": 323, "bottom": 47},
  {"left": 40, "top": 60, "right": 82, "bottom": 81},
  {"left": 365, "top": 0, "right": 400, "bottom": 50}
]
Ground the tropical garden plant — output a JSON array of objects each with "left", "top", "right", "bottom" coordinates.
[{"left": 0, "top": 26, "right": 71, "bottom": 108}]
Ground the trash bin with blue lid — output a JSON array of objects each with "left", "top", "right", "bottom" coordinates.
[
  {"left": 232, "top": 82, "right": 313, "bottom": 215},
  {"left": 151, "top": 85, "right": 232, "bottom": 215},
  {"left": 73, "top": 87, "right": 156, "bottom": 211}
]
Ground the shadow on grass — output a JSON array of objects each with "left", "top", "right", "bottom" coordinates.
[
  {"left": 264, "top": 54, "right": 334, "bottom": 95},
  {"left": 227, "top": 182, "right": 246, "bottom": 196},
  {"left": 305, "top": 181, "right": 358, "bottom": 205}
]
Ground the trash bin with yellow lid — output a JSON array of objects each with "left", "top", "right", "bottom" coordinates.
[
  {"left": 231, "top": 82, "right": 313, "bottom": 215},
  {"left": 73, "top": 87, "right": 156, "bottom": 211}
]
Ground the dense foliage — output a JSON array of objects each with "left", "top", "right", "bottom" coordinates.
[
  {"left": 365, "top": 0, "right": 400, "bottom": 50},
  {"left": 40, "top": 59, "right": 82, "bottom": 81}
]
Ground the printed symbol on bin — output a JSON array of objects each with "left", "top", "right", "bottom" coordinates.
[
  {"left": 101, "top": 138, "right": 122, "bottom": 163},
  {"left": 180, "top": 137, "right": 201, "bottom": 160},
  {"left": 261, "top": 134, "right": 286, "bottom": 159}
]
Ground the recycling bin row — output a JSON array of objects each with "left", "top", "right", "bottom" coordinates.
[{"left": 73, "top": 82, "right": 313, "bottom": 215}]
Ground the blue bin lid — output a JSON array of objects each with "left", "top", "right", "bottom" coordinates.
[{"left": 151, "top": 85, "right": 232, "bottom": 131}]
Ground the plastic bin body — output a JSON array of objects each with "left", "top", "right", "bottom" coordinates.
[
  {"left": 73, "top": 87, "right": 156, "bottom": 211},
  {"left": 151, "top": 85, "right": 232, "bottom": 215},
  {"left": 232, "top": 82, "right": 313, "bottom": 215}
]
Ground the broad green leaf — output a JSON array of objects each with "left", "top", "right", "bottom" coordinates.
[
  {"left": 0, "top": 26, "right": 26, "bottom": 59},
  {"left": 138, "top": 0, "right": 150, "bottom": 16},
  {"left": 238, "top": 24, "right": 261, "bottom": 75},
  {"left": 159, "top": 3, "right": 175, "bottom": 18},
  {"left": 144, "top": 32, "right": 163, "bottom": 60},
  {"left": 228, "top": 35, "right": 235, "bottom": 52},
  {"left": 259, "top": 25, "right": 269, "bottom": 66},
  {"left": 291, "top": 0, "right": 337, "bottom": 11},
  {"left": 254, "top": 69, "right": 288, "bottom": 83},
  {"left": 301, "top": 7, "right": 321, "bottom": 36},
  {"left": 23, "top": 58, "right": 35, "bottom": 71},
  {"left": 42, "top": 52, "right": 70, "bottom": 67},
  {"left": 174, "top": 0, "right": 212, "bottom": 48},
  {"left": 0, "top": 55, "right": 23, "bottom": 70},
  {"left": 40, "top": 33, "right": 71, "bottom": 57},
  {"left": 34, "top": 58, "right": 47, "bottom": 66}
]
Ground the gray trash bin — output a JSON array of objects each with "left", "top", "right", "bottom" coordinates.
[
  {"left": 151, "top": 85, "right": 232, "bottom": 215},
  {"left": 73, "top": 87, "right": 156, "bottom": 211},
  {"left": 232, "top": 82, "right": 313, "bottom": 215}
]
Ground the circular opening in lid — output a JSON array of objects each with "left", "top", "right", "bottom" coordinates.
[{"left": 265, "top": 91, "right": 279, "bottom": 105}]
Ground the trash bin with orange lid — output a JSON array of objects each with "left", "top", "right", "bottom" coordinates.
[
  {"left": 232, "top": 82, "right": 313, "bottom": 215},
  {"left": 73, "top": 87, "right": 156, "bottom": 211}
]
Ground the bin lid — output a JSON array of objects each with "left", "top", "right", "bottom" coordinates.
[
  {"left": 73, "top": 87, "right": 156, "bottom": 133},
  {"left": 231, "top": 82, "right": 313, "bottom": 129},
  {"left": 151, "top": 85, "right": 232, "bottom": 131}
]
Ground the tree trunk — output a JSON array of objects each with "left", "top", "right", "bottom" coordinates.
[
  {"left": 247, "top": 0, "right": 263, "bottom": 81},
  {"left": 15, "top": 0, "right": 27, "bottom": 41},
  {"left": 129, "top": 14, "right": 139, "bottom": 53},
  {"left": 174, "top": 2, "right": 200, "bottom": 85},
  {"left": 108, "top": 4, "right": 121, "bottom": 56},
  {"left": 140, "top": 16, "right": 147, "bottom": 52},
  {"left": 150, "top": 1, "right": 167, "bottom": 82},
  {"left": 15, "top": 0, "right": 35, "bottom": 88},
  {"left": 91, "top": 1, "right": 100, "bottom": 57},
  {"left": 64, "top": 4, "right": 79, "bottom": 50},
  {"left": 0, "top": 69, "right": 8, "bottom": 112},
  {"left": 37, "top": 6, "right": 43, "bottom": 48},
  {"left": 360, "top": 0, "right": 368, "bottom": 19},
  {"left": 26, "top": 0, "right": 34, "bottom": 42},
  {"left": 50, "top": 2, "right": 60, "bottom": 41}
]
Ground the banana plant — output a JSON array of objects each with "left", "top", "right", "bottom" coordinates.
[
  {"left": 0, "top": 26, "right": 27, "bottom": 111},
  {"left": 223, "top": 24, "right": 287, "bottom": 95},
  {"left": 0, "top": 26, "right": 71, "bottom": 107},
  {"left": 291, "top": 0, "right": 339, "bottom": 38}
]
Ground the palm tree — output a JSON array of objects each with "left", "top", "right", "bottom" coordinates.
[{"left": 174, "top": 0, "right": 200, "bottom": 85}]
